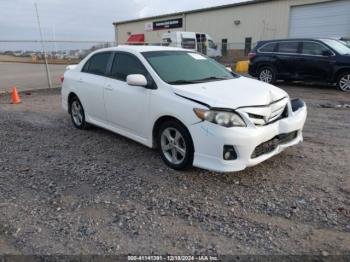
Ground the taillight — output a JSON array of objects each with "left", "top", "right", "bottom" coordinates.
[
  {"left": 59, "top": 74, "right": 64, "bottom": 83},
  {"left": 248, "top": 52, "right": 257, "bottom": 60}
]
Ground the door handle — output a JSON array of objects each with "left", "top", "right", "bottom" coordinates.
[
  {"left": 78, "top": 78, "right": 84, "bottom": 83},
  {"left": 104, "top": 85, "right": 113, "bottom": 91}
]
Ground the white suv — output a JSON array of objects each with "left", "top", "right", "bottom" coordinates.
[{"left": 61, "top": 45, "right": 307, "bottom": 172}]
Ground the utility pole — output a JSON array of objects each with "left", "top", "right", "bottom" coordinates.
[
  {"left": 53, "top": 26, "right": 58, "bottom": 53},
  {"left": 35, "top": 2, "right": 52, "bottom": 89}
]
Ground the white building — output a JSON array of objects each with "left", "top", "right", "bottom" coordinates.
[{"left": 113, "top": 0, "right": 350, "bottom": 58}]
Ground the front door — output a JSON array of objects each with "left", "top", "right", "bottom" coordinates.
[
  {"left": 207, "top": 38, "right": 221, "bottom": 58},
  {"left": 103, "top": 52, "right": 151, "bottom": 139},
  {"left": 298, "top": 41, "right": 335, "bottom": 81}
]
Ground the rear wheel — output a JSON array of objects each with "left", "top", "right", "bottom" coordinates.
[
  {"left": 337, "top": 72, "right": 350, "bottom": 92},
  {"left": 258, "top": 66, "right": 276, "bottom": 84},
  {"left": 157, "top": 120, "right": 194, "bottom": 170},
  {"left": 69, "top": 96, "right": 89, "bottom": 129}
]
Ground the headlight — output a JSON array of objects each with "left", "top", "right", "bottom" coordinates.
[{"left": 194, "top": 108, "right": 246, "bottom": 127}]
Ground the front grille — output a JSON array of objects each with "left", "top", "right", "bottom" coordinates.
[
  {"left": 248, "top": 105, "right": 288, "bottom": 126},
  {"left": 239, "top": 98, "right": 289, "bottom": 127},
  {"left": 251, "top": 131, "right": 298, "bottom": 159}
]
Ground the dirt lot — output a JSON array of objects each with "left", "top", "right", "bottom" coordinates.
[{"left": 0, "top": 84, "right": 349, "bottom": 257}]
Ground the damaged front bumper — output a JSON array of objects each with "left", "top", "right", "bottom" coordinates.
[{"left": 189, "top": 98, "right": 307, "bottom": 173}]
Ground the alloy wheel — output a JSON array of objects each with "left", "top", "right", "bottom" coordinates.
[
  {"left": 339, "top": 74, "right": 350, "bottom": 92},
  {"left": 259, "top": 69, "right": 273, "bottom": 83},
  {"left": 160, "top": 127, "right": 187, "bottom": 165},
  {"left": 71, "top": 100, "right": 83, "bottom": 126}
]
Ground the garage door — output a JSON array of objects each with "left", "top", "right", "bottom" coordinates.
[{"left": 289, "top": 0, "right": 350, "bottom": 38}]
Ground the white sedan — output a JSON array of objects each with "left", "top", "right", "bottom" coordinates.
[{"left": 61, "top": 45, "right": 307, "bottom": 172}]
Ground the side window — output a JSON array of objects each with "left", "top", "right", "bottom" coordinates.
[
  {"left": 259, "top": 43, "right": 277, "bottom": 53},
  {"left": 208, "top": 40, "right": 217, "bottom": 49},
  {"left": 111, "top": 53, "right": 148, "bottom": 82},
  {"left": 82, "top": 52, "right": 111, "bottom": 76},
  {"left": 181, "top": 38, "right": 196, "bottom": 49},
  {"left": 162, "top": 38, "right": 172, "bottom": 46},
  {"left": 302, "top": 42, "right": 331, "bottom": 56},
  {"left": 278, "top": 42, "right": 299, "bottom": 54}
]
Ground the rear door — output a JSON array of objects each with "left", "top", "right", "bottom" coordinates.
[
  {"left": 79, "top": 52, "right": 112, "bottom": 123},
  {"left": 275, "top": 41, "right": 300, "bottom": 79},
  {"left": 298, "top": 41, "right": 335, "bottom": 81},
  {"left": 103, "top": 52, "right": 152, "bottom": 139}
]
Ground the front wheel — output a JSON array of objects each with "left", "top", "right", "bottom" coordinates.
[
  {"left": 258, "top": 66, "right": 276, "bottom": 84},
  {"left": 157, "top": 120, "right": 194, "bottom": 170},
  {"left": 337, "top": 72, "right": 350, "bottom": 92}
]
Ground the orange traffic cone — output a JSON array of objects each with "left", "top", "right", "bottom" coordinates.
[{"left": 11, "top": 86, "right": 21, "bottom": 104}]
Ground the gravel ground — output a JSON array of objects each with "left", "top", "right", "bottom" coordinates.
[{"left": 0, "top": 84, "right": 349, "bottom": 257}]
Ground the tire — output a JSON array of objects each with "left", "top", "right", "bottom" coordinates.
[
  {"left": 258, "top": 66, "right": 277, "bottom": 84},
  {"left": 69, "top": 96, "right": 89, "bottom": 130},
  {"left": 337, "top": 72, "right": 350, "bottom": 92},
  {"left": 156, "top": 120, "right": 194, "bottom": 171}
]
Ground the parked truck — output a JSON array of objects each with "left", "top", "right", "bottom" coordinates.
[{"left": 161, "top": 31, "right": 222, "bottom": 58}]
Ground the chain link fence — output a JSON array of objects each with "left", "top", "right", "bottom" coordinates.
[{"left": 0, "top": 40, "right": 251, "bottom": 93}]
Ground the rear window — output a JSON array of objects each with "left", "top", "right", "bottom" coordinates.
[
  {"left": 278, "top": 42, "right": 299, "bottom": 54},
  {"left": 259, "top": 43, "right": 277, "bottom": 53},
  {"left": 83, "top": 52, "right": 111, "bottom": 76}
]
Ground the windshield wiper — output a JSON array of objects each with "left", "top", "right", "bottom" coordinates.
[
  {"left": 193, "top": 76, "right": 229, "bottom": 82},
  {"left": 168, "top": 80, "right": 201, "bottom": 85},
  {"left": 168, "top": 76, "right": 230, "bottom": 85}
]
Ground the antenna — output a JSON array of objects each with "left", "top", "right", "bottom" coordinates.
[{"left": 35, "top": 2, "right": 52, "bottom": 89}]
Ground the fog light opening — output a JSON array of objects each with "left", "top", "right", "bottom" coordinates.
[{"left": 223, "top": 145, "right": 237, "bottom": 160}]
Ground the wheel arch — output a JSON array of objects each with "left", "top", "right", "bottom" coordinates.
[
  {"left": 334, "top": 68, "right": 350, "bottom": 83},
  {"left": 257, "top": 63, "right": 277, "bottom": 72},
  {"left": 67, "top": 92, "right": 78, "bottom": 114},
  {"left": 152, "top": 115, "right": 194, "bottom": 150}
]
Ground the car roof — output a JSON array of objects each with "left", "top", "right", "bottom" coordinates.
[
  {"left": 94, "top": 45, "right": 187, "bottom": 53},
  {"left": 257, "top": 38, "right": 342, "bottom": 44}
]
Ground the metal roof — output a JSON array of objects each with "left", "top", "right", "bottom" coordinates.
[{"left": 113, "top": 0, "right": 274, "bottom": 26}]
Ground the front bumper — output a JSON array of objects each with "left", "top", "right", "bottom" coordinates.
[{"left": 189, "top": 100, "right": 307, "bottom": 172}]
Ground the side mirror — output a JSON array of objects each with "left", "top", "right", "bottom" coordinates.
[
  {"left": 126, "top": 74, "right": 148, "bottom": 87},
  {"left": 322, "top": 50, "right": 333, "bottom": 57}
]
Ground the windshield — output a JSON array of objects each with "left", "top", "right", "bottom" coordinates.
[
  {"left": 142, "top": 51, "right": 236, "bottom": 85},
  {"left": 321, "top": 39, "right": 350, "bottom": 55},
  {"left": 341, "top": 40, "right": 350, "bottom": 49}
]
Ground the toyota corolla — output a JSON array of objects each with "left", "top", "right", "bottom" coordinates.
[{"left": 61, "top": 46, "right": 307, "bottom": 172}]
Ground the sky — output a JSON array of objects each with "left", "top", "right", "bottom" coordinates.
[{"left": 0, "top": 0, "right": 248, "bottom": 41}]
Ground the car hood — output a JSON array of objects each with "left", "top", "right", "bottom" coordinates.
[{"left": 171, "top": 76, "right": 288, "bottom": 109}]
